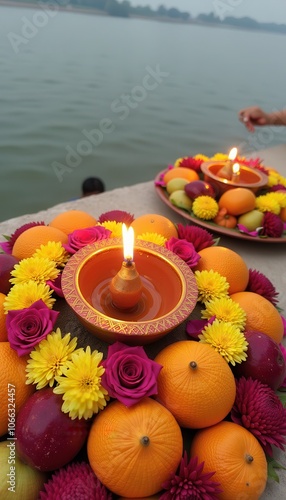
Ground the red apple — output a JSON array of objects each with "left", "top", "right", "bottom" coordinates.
[
  {"left": 0, "top": 254, "right": 19, "bottom": 294},
  {"left": 184, "top": 180, "right": 218, "bottom": 200},
  {"left": 233, "top": 330, "right": 286, "bottom": 390},
  {"left": 15, "top": 388, "right": 90, "bottom": 471}
]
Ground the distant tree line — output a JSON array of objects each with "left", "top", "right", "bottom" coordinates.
[{"left": 197, "top": 12, "right": 286, "bottom": 34}]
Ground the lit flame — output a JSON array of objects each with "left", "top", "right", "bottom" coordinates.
[
  {"left": 232, "top": 163, "right": 240, "bottom": 175},
  {"left": 228, "top": 147, "right": 238, "bottom": 161},
  {"left": 122, "top": 223, "right": 134, "bottom": 262}
]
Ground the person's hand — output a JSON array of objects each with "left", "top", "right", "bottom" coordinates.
[{"left": 238, "top": 106, "right": 269, "bottom": 132}]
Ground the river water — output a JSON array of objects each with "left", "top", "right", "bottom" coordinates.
[{"left": 1, "top": 4, "right": 286, "bottom": 221}]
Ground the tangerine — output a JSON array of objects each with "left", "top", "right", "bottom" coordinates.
[
  {"left": 131, "top": 214, "right": 178, "bottom": 240},
  {"left": 0, "top": 293, "right": 8, "bottom": 342},
  {"left": 0, "top": 342, "right": 34, "bottom": 437},
  {"left": 12, "top": 225, "right": 68, "bottom": 260},
  {"left": 190, "top": 420, "right": 267, "bottom": 500},
  {"left": 194, "top": 245, "right": 249, "bottom": 294},
  {"left": 230, "top": 291, "right": 284, "bottom": 344},
  {"left": 218, "top": 187, "right": 256, "bottom": 216},
  {"left": 154, "top": 340, "right": 236, "bottom": 429},
  {"left": 280, "top": 206, "right": 286, "bottom": 222},
  {"left": 87, "top": 398, "right": 183, "bottom": 498},
  {"left": 163, "top": 167, "right": 199, "bottom": 184},
  {"left": 49, "top": 209, "right": 97, "bottom": 235}
]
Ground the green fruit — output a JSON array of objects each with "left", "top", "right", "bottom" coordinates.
[
  {"left": 238, "top": 209, "right": 264, "bottom": 231},
  {"left": 169, "top": 190, "right": 193, "bottom": 211},
  {"left": 0, "top": 441, "right": 47, "bottom": 499},
  {"left": 166, "top": 178, "right": 188, "bottom": 194}
]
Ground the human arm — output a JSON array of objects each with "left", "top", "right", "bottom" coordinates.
[{"left": 238, "top": 106, "right": 286, "bottom": 132}]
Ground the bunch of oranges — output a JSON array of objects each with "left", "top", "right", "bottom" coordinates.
[{"left": 1, "top": 208, "right": 283, "bottom": 499}]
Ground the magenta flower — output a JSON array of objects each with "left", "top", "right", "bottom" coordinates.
[
  {"left": 47, "top": 273, "right": 64, "bottom": 298},
  {"left": 7, "top": 299, "right": 59, "bottom": 356},
  {"left": 269, "top": 184, "right": 286, "bottom": 192},
  {"left": 231, "top": 377, "right": 286, "bottom": 456},
  {"left": 279, "top": 343, "right": 286, "bottom": 388},
  {"left": 98, "top": 210, "right": 134, "bottom": 225},
  {"left": 101, "top": 342, "right": 162, "bottom": 407},
  {"left": 246, "top": 268, "right": 279, "bottom": 306},
  {"left": 186, "top": 316, "right": 215, "bottom": 340},
  {"left": 176, "top": 156, "right": 203, "bottom": 173},
  {"left": 39, "top": 461, "right": 112, "bottom": 500},
  {"left": 262, "top": 212, "right": 284, "bottom": 238},
  {"left": 0, "top": 221, "right": 45, "bottom": 254},
  {"left": 63, "top": 226, "right": 111, "bottom": 254},
  {"left": 165, "top": 237, "right": 201, "bottom": 268},
  {"left": 177, "top": 223, "right": 215, "bottom": 251},
  {"left": 160, "top": 451, "right": 222, "bottom": 499}
]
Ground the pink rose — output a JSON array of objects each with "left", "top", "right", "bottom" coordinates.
[
  {"left": 7, "top": 300, "right": 59, "bottom": 356},
  {"left": 64, "top": 226, "right": 111, "bottom": 254},
  {"left": 165, "top": 237, "right": 200, "bottom": 268},
  {"left": 101, "top": 342, "right": 162, "bottom": 407}
]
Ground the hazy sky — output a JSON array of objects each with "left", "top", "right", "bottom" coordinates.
[{"left": 128, "top": 1, "right": 286, "bottom": 24}]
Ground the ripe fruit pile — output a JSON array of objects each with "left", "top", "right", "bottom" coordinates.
[
  {"left": 161, "top": 162, "right": 286, "bottom": 238},
  {"left": 0, "top": 208, "right": 285, "bottom": 499}
]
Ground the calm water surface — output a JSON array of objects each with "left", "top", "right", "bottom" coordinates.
[{"left": 1, "top": 5, "right": 286, "bottom": 221}]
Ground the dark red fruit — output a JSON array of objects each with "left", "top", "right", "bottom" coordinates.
[
  {"left": 0, "top": 254, "right": 19, "bottom": 294},
  {"left": 184, "top": 180, "right": 217, "bottom": 200}
]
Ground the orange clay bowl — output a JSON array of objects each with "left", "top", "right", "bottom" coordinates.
[
  {"left": 61, "top": 238, "right": 198, "bottom": 345},
  {"left": 201, "top": 161, "right": 269, "bottom": 195}
]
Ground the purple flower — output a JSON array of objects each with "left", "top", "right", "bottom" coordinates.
[
  {"left": 101, "top": 342, "right": 162, "bottom": 407},
  {"left": 177, "top": 223, "right": 215, "bottom": 251},
  {"left": 262, "top": 212, "right": 284, "bottom": 238},
  {"left": 63, "top": 226, "right": 111, "bottom": 254},
  {"left": 6, "top": 299, "right": 59, "bottom": 356},
  {"left": 47, "top": 273, "right": 64, "bottom": 298},
  {"left": 279, "top": 343, "right": 286, "bottom": 388},
  {"left": 186, "top": 316, "right": 215, "bottom": 340},
  {"left": 246, "top": 268, "right": 279, "bottom": 306},
  {"left": 98, "top": 210, "right": 134, "bottom": 225},
  {"left": 165, "top": 237, "right": 200, "bottom": 268}
]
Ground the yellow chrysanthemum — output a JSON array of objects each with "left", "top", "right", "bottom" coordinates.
[
  {"left": 26, "top": 329, "right": 79, "bottom": 390},
  {"left": 211, "top": 153, "right": 228, "bottom": 161},
  {"left": 267, "top": 172, "right": 281, "bottom": 187},
  {"left": 99, "top": 221, "right": 122, "bottom": 238},
  {"left": 192, "top": 196, "right": 219, "bottom": 220},
  {"left": 255, "top": 193, "right": 281, "bottom": 214},
  {"left": 195, "top": 269, "right": 229, "bottom": 304},
  {"left": 10, "top": 256, "right": 59, "bottom": 286},
  {"left": 199, "top": 319, "right": 248, "bottom": 365},
  {"left": 267, "top": 191, "right": 286, "bottom": 208},
  {"left": 4, "top": 280, "right": 55, "bottom": 313},
  {"left": 137, "top": 232, "right": 167, "bottom": 246},
  {"left": 277, "top": 175, "right": 286, "bottom": 187},
  {"left": 33, "top": 241, "right": 70, "bottom": 268},
  {"left": 194, "top": 154, "right": 210, "bottom": 162},
  {"left": 54, "top": 346, "right": 109, "bottom": 420},
  {"left": 201, "top": 296, "right": 246, "bottom": 330}
]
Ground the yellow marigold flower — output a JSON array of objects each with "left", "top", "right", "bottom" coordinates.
[
  {"left": 267, "top": 172, "right": 280, "bottom": 187},
  {"left": 10, "top": 256, "right": 59, "bottom": 286},
  {"left": 33, "top": 241, "right": 70, "bottom": 268},
  {"left": 26, "top": 329, "right": 79, "bottom": 390},
  {"left": 54, "top": 346, "right": 109, "bottom": 420},
  {"left": 199, "top": 319, "right": 248, "bottom": 365},
  {"left": 195, "top": 269, "right": 229, "bottom": 304},
  {"left": 255, "top": 193, "right": 281, "bottom": 214},
  {"left": 137, "top": 232, "right": 167, "bottom": 246},
  {"left": 4, "top": 281, "right": 55, "bottom": 313},
  {"left": 201, "top": 296, "right": 246, "bottom": 330},
  {"left": 99, "top": 221, "right": 122, "bottom": 238},
  {"left": 194, "top": 154, "right": 210, "bottom": 162},
  {"left": 211, "top": 153, "right": 228, "bottom": 161},
  {"left": 277, "top": 175, "right": 286, "bottom": 187},
  {"left": 268, "top": 191, "right": 286, "bottom": 208},
  {"left": 192, "top": 196, "right": 219, "bottom": 220}
]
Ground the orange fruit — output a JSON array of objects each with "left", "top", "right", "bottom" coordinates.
[
  {"left": 194, "top": 245, "right": 249, "bottom": 294},
  {"left": 218, "top": 187, "right": 256, "bottom": 216},
  {"left": 190, "top": 420, "right": 267, "bottom": 500},
  {"left": 0, "top": 293, "right": 8, "bottom": 342},
  {"left": 280, "top": 206, "right": 286, "bottom": 222},
  {"left": 154, "top": 340, "right": 236, "bottom": 429},
  {"left": 163, "top": 167, "right": 199, "bottom": 184},
  {"left": 87, "top": 398, "right": 183, "bottom": 498},
  {"left": 230, "top": 291, "right": 284, "bottom": 344},
  {"left": 0, "top": 342, "right": 34, "bottom": 437},
  {"left": 12, "top": 225, "right": 68, "bottom": 260},
  {"left": 49, "top": 209, "right": 97, "bottom": 235},
  {"left": 131, "top": 213, "right": 178, "bottom": 240}
]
